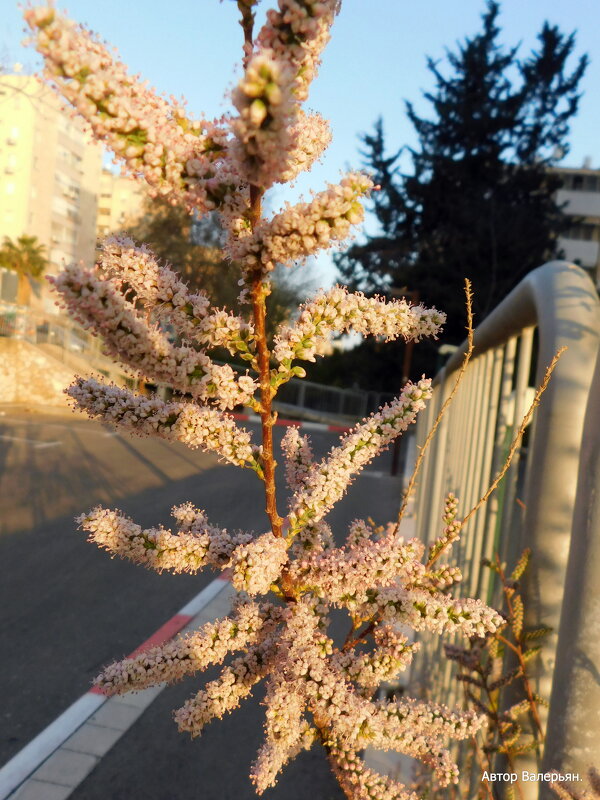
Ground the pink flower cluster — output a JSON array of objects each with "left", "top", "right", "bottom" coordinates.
[
  {"left": 231, "top": 51, "right": 296, "bottom": 188},
  {"left": 427, "top": 492, "right": 463, "bottom": 563},
  {"left": 49, "top": 264, "right": 257, "bottom": 409},
  {"left": 67, "top": 378, "right": 260, "bottom": 469},
  {"left": 24, "top": 7, "right": 242, "bottom": 214},
  {"left": 332, "top": 627, "right": 419, "bottom": 692},
  {"left": 229, "top": 532, "right": 289, "bottom": 595},
  {"left": 256, "top": 0, "right": 340, "bottom": 103},
  {"left": 175, "top": 637, "right": 279, "bottom": 737},
  {"left": 346, "top": 518, "right": 376, "bottom": 548},
  {"left": 80, "top": 504, "right": 289, "bottom": 597},
  {"left": 84, "top": 483, "right": 503, "bottom": 796},
  {"left": 357, "top": 584, "right": 504, "bottom": 639},
  {"left": 328, "top": 741, "right": 420, "bottom": 800},
  {"left": 244, "top": 600, "right": 482, "bottom": 794},
  {"left": 289, "top": 520, "right": 335, "bottom": 558},
  {"left": 273, "top": 286, "right": 445, "bottom": 377},
  {"left": 229, "top": 173, "right": 374, "bottom": 273},
  {"left": 278, "top": 111, "right": 332, "bottom": 184},
  {"left": 288, "top": 379, "right": 432, "bottom": 533},
  {"left": 95, "top": 599, "right": 282, "bottom": 695},
  {"left": 99, "top": 237, "right": 255, "bottom": 358},
  {"left": 78, "top": 505, "right": 253, "bottom": 575},
  {"left": 280, "top": 426, "right": 313, "bottom": 490},
  {"left": 290, "top": 531, "right": 424, "bottom": 609},
  {"left": 231, "top": 0, "right": 338, "bottom": 187},
  {"left": 251, "top": 669, "right": 317, "bottom": 792}
]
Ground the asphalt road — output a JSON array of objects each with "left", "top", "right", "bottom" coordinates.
[{"left": 0, "top": 408, "right": 405, "bottom": 798}]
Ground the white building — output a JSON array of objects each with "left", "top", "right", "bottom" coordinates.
[
  {"left": 0, "top": 75, "right": 103, "bottom": 309},
  {"left": 96, "top": 168, "right": 146, "bottom": 240},
  {"left": 553, "top": 164, "right": 600, "bottom": 284}
]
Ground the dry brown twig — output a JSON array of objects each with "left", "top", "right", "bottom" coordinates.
[
  {"left": 396, "top": 278, "right": 475, "bottom": 527},
  {"left": 461, "top": 345, "right": 566, "bottom": 527}
]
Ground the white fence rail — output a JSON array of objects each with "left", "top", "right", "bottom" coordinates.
[{"left": 408, "top": 262, "right": 600, "bottom": 796}]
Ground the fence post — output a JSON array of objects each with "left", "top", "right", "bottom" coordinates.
[
  {"left": 540, "top": 345, "right": 600, "bottom": 793},
  {"left": 296, "top": 380, "right": 306, "bottom": 410}
]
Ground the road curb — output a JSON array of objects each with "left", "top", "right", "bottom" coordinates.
[
  {"left": 232, "top": 411, "right": 351, "bottom": 433},
  {"left": 1, "top": 577, "right": 236, "bottom": 800}
]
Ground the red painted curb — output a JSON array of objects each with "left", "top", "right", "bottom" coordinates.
[
  {"left": 232, "top": 411, "right": 351, "bottom": 434},
  {"left": 130, "top": 613, "right": 194, "bottom": 657},
  {"left": 89, "top": 686, "right": 109, "bottom": 695}
]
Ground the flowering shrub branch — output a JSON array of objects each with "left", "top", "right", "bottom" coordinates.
[{"left": 25, "top": 2, "right": 518, "bottom": 797}]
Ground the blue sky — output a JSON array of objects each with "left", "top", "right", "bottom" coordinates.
[{"left": 2, "top": 1, "right": 598, "bottom": 284}]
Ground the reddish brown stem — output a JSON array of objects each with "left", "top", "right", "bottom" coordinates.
[
  {"left": 342, "top": 620, "right": 376, "bottom": 652},
  {"left": 247, "top": 185, "right": 295, "bottom": 599},
  {"left": 248, "top": 185, "right": 284, "bottom": 542},
  {"left": 251, "top": 274, "right": 283, "bottom": 539},
  {"left": 238, "top": 0, "right": 255, "bottom": 69}
]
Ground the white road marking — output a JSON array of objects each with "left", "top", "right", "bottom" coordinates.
[
  {"left": 179, "top": 576, "right": 228, "bottom": 616},
  {"left": 298, "top": 421, "right": 329, "bottom": 430},
  {"left": 0, "top": 435, "right": 61, "bottom": 448}
]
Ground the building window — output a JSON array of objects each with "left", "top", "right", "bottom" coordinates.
[
  {"left": 0, "top": 268, "right": 19, "bottom": 303},
  {"left": 566, "top": 223, "right": 598, "bottom": 242}
]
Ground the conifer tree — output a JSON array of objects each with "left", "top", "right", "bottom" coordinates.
[{"left": 336, "top": 1, "right": 588, "bottom": 344}]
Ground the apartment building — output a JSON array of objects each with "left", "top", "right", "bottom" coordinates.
[
  {"left": 96, "top": 168, "right": 146, "bottom": 240},
  {"left": 0, "top": 74, "right": 103, "bottom": 309},
  {"left": 553, "top": 163, "right": 600, "bottom": 284}
]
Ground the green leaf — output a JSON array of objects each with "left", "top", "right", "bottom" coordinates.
[
  {"left": 507, "top": 699, "right": 532, "bottom": 719},
  {"left": 522, "top": 645, "right": 542, "bottom": 663},
  {"left": 524, "top": 626, "right": 552, "bottom": 640},
  {"left": 512, "top": 595, "right": 524, "bottom": 639},
  {"left": 510, "top": 548, "right": 531, "bottom": 581}
]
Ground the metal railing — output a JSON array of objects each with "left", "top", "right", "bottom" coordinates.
[
  {"left": 274, "top": 376, "right": 393, "bottom": 422},
  {"left": 407, "top": 262, "right": 600, "bottom": 796}
]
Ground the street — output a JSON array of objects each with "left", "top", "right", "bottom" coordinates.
[{"left": 0, "top": 409, "right": 405, "bottom": 798}]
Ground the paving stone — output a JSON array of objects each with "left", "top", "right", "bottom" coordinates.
[
  {"left": 12, "top": 779, "right": 75, "bottom": 800},
  {"left": 32, "top": 749, "right": 98, "bottom": 787},
  {"left": 62, "top": 722, "right": 125, "bottom": 758},
  {"left": 106, "top": 685, "right": 164, "bottom": 710},
  {"left": 87, "top": 700, "right": 145, "bottom": 732}
]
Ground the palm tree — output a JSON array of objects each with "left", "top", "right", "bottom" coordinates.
[{"left": 0, "top": 234, "right": 48, "bottom": 305}]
